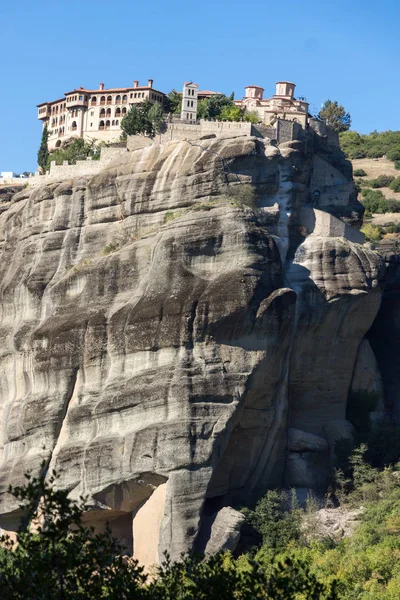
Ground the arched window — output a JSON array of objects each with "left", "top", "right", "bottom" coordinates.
[
  {"left": 105, "top": 120, "right": 110, "bottom": 130},
  {"left": 115, "top": 107, "right": 121, "bottom": 117},
  {"left": 116, "top": 120, "right": 119, "bottom": 125},
  {"left": 100, "top": 108, "right": 106, "bottom": 118},
  {"left": 112, "top": 120, "right": 115, "bottom": 126},
  {"left": 71, "top": 121, "right": 77, "bottom": 131},
  {"left": 122, "top": 107, "right": 127, "bottom": 116},
  {"left": 115, "top": 95, "right": 121, "bottom": 104},
  {"left": 106, "top": 96, "right": 112, "bottom": 105},
  {"left": 106, "top": 108, "right": 111, "bottom": 117},
  {"left": 91, "top": 96, "right": 97, "bottom": 105},
  {"left": 99, "top": 120, "right": 105, "bottom": 130},
  {"left": 122, "top": 94, "right": 128, "bottom": 103},
  {"left": 56, "top": 139, "right": 61, "bottom": 146},
  {"left": 100, "top": 96, "right": 106, "bottom": 105}
]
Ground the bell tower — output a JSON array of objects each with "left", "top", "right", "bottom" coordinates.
[{"left": 181, "top": 82, "right": 198, "bottom": 121}]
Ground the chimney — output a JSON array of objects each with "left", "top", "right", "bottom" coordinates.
[
  {"left": 134, "top": 80, "right": 139, "bottom": 88},
  {"left": 99, "top": 83, "right": 104, "bottom": 91},
  {"left": 148, "top": 78, "right": 153, "bottom": 88}
]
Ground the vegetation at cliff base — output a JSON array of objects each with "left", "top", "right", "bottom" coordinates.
[
  {"left": 0, "top": 468, "right": 338, "bottom": 599},
  {"left": 240, "top": 416, "right": 400, "bottom": 600},
  {"left": 2, "top": 425, "right": 400, "bottom": 600},
  {"left": 318, "top": 100, "right": 351, "bottom": 132}
]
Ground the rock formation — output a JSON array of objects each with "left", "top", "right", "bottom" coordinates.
[{"left": 0, "top": 127, "right": 384, "bottom": 566}]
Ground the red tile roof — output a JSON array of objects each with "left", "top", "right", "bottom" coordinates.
[
  {"left": 65, "top": 87, "right": 165, "bottom": 95},
  {"left": 198, "top": 90, "right": 220, "bottom": 95}
]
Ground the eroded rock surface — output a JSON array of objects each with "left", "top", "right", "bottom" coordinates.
[{"left": 0, "top": 133, "right": 383, "bottom": 563}]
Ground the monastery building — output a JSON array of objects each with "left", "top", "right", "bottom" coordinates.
[
  {"left": 37, "top": 79, "right": 309, "bottom": 152},
  {"left": 37, "top": 79, "right": 166, "bottom": 150},
  {"left": 234, "top": 81, "right": 308, "bottom": 127}
]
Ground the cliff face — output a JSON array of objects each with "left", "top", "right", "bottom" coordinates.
[{"left": 0, "top": 132, "right": 383, "bottom": 562}]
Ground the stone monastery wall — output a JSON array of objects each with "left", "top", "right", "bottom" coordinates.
[
  {"left": 127, "top": 120, "right": 253, "bottom": 150},
  {"left": 29, "top": 147, "right": 127, "bottom": 187}
]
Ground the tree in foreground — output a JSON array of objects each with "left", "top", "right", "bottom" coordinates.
[
  {"left": 0, "top": 470, "right": 147, "bottom": 599},
  {"left": 121, "top": 101, "right": 164, "bottom": 138},
  {"left": 0, "top": 469, "right": 338, "bottom": 599},
  {"left": 318, "top": 100, "right": 351, "bottom": 132},
  {"left": 37, "top": 125, "right": 49, "bottom": 171}
]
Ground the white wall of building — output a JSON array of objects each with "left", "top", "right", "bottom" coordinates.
[{"left": 181, "top": 82, "right": 198, "bottom": 121}]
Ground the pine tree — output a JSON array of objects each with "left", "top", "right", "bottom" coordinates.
[
  {"left": 37, "top": 124, "right": 49, "bottom": 171},
  {"left": 318, "top": 100, "right": 351, "bottom": 132}
]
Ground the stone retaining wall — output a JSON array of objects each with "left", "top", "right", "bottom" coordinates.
[{"left": 29, "top": 147, "right": 128, "bottom": 187}]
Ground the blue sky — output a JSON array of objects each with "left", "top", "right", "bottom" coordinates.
[{"left": 1, "top": 0, "right": 398, "bottom": 173}]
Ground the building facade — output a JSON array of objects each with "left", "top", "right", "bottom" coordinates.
[
  {"left": 37, "top": 79, "right": 166, "bottom": 150},
  {"left": 181, "top": 82, "right": 198, "bottom": 121},
  {"left": 234, "top": 81, "right": 309, "bottom": 127}
]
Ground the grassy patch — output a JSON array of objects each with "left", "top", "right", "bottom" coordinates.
[
  {"left": 163, "top": 210, "right": 184, "bottom": 223},
  {"left": 102, "top": 242, "right": 120, "bottom": 255}
]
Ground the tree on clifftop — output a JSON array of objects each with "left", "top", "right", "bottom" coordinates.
[
  {"left": 318, "top": 100, "right": 351, "bottom": 132},
  {"left": 165, "top": 89, "right": 182, "bottom": 115},
  {"left": 121, "top": 101, "right": 164, "bottom": 138},
  {"left": 197, "top": 93, "right": 233, "bottom": 120},
  {"left": 37, "top": 124, "right": 49, "bottom": 171}
]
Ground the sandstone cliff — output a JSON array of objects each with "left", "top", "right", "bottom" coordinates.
[{"left": 0, "top": 129, "right": 384, "bottom": 564}]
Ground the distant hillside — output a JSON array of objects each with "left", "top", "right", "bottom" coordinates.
[
  {"left": 338, "top": 130, "right": 400, "bottom": 246},
  {"left": 340, "top": 130, "right": 400, "bottom": 162},
  {"left": 348, "top": 155, "right": 400, "bottom": 248},
  {"left": 352, "top": 157, "right": 400, "bottom": 202}
]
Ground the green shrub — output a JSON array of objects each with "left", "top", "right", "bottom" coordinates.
[
  {"left": 385, "top": 199, "right": 400, "bottom": 212},
  {"left": 385, "top": 222, "right": 400, "bottom": 234},
  {"left": 368, "top": 174, "right": 395, "bottom": 188},
  {"left": 361, "top": 222, "right": 383, "bottom": 242},
  {"left": 242, "top": 489, "right": 302, "bottom": 552},
  {"left": 360, "top": 189, "right": 400, "bottom": 214},
  {"left": 102, "top": 242, "right": 119, "bottom": 255},
  {"left": 353, "top": 168, "right": 367, "bottom": 177},
  {"left": 389, "top": 176, "right": 400, "bottom": 192},
  {"left": 227, "top": 184, "right": 258, "bottom": 208},
  {"left": 163, "top": 210, "right": 175, "bottom": 223}
]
